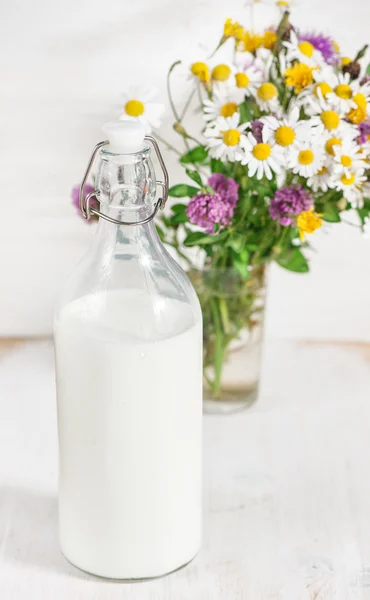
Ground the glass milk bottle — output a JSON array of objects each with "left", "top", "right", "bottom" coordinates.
[{"left": 54, "top": 121, "right": 203, "bottom": 580}]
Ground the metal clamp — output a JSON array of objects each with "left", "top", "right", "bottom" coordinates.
[{"left": 79, "top": 136, "right": 169, "bottom": 226}]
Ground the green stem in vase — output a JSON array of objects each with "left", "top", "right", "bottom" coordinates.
[{"left": 209, "top": 297, "right": 225, "bottom": 399}]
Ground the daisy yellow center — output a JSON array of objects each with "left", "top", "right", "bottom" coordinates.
[
  {"left": 341, "top": 155, "right": 352, "bottom": 167},
  {"left": 235, "top": 72, "right": 249, "bottom": 88},
  {"left": 257, "top": 82, "right": 278, "bottom": 102},
  {"left": 318, "top": 166, "right": 328, "bottom": 175},
  {"left": 275, "top": 125, "right": 295, "bottom": 147},
  {"left": 320, "top": 110, "right": 340, "bottom": 130},
  {"left": 277, "top": 1, "right": 289, "bottom": 6},
  {"left": 191, "top": 62, "right": 210, "bottom": 83},
  {"left": 125, "top": 100, "right": 145, "bottom": 117},
  {"left": 298, "top": 41, "right": 314, "bottom": 58},
  {"left": 314, "top": 82, "right": 332, "bottom": 98},
  {"left": 212, "top": 64, "right": 231, "bottom": 82},
  {"left": 341, "top": 173, "right": 355, "bottom": 185},
  {"left": 252, "top": 143, "right": 271, "bottom": 161},
  {"left": 223, "top": 129, "right": 241, "bottom": 146},
  {"left": 341, "top": 57, "right": 352, "bottom": 66},
  {"left": 298, "top": 149, "right": 314, "bottom": 165},
  {"left": 325, "top": 137, "right": 342, "bottom": 156},
  {"left": 220, "top": 102, "right": 238, "bottom": 118},
  {"left": 284, "top": 63, "right": 316, "bottom": 94},
  {"left": 335, "top": 84, "right": 352, "bottom": 100}
]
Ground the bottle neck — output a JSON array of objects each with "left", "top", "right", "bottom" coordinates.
[{"left": 96, "top": 146, "right": 156, "bottom": 226}]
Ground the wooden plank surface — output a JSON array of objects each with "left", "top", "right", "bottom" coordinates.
[{"left": 1, "top": 339, "right": 370, "bottom": 599}]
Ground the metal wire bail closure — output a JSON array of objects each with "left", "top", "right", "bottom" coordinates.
[{"left": 79, "top": 136, "right": 169, "bottom": 226}]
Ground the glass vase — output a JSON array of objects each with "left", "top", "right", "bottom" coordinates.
[{"left": 190, "top": 265, "right": 266, "bottom": 414}]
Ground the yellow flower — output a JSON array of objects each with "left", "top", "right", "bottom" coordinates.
[
  {"left": 263, "top": 30, "right": 277, "bottom": 50},
  {"left": 347, "top": 93, "right": 368, "bottom": 124},
  {"left": 223, "top": 18, "right": 244, "bottom": 41},
  {"left": 297, "top": 209, "right": 323, "bottom": 241},
  {"left": 243, "top": 30, "right": 264, "bottom": 53},
  {"left": 190, "top": 62, "right": 210, "bottom": 83},
  {"left": 284, "top": 63, "right": 317, "bottom": 94},
  {"left": 341, "top": 56, "right": 352, "bottom": 66}
]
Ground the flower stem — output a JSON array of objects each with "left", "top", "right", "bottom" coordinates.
[
  {"left": 167, "top": 61, "right": 182, "bottom": 122},
  {"left": 154, "top": 133, "right": 182, "bottom": 156},
  {"left": 210, "top": 297, "right": 225, "bottom": 398},
  {"left": 180, "top": 89, "right": 196, "bottom": 121}
]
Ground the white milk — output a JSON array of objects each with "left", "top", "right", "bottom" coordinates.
[{"left": 54, "top": 289, "right": 202, "bottom": 579}]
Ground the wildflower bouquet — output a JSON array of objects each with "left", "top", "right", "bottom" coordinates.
[{"left": 155, "top": 8, "right": 370, "bottom": 403}]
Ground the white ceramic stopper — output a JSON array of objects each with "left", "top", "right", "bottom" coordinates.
[{"left": 102, "top": 120, "right": 146, "bottom": 154}]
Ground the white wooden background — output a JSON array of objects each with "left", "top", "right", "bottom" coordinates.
[
  {"left": 1, "top": 0, "right": 370, "bottom": 337},
  {"left": 2, "top": 338, "right": 370, "bottom": 599}
]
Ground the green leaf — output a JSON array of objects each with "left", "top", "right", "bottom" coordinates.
[
  {"left": 234, "top": 261, "right": 250, "bottom": 280},
  {"left": 184, "top": 230, "right": 228, "bottom": 247},
  {"left": 171, "top": 203, "right": 187, "bottom": 213},
  {"left": 357, "top": 197, "right": 370, "bottom": 224},
  {"left": 277, "top": 247, "right": 309, "bottom": 273},
  {"left": 180, "top": 146, "right": 208, "bottom": 164},
  {"left": 322, "top": 204, "right": 341, "bottom": 223},
  {"left": 168, "top": 184, "right": 199, "bottom": 198},
  {"left": 227, "top": 235, "right": 246, "bottom": 254},
  {"left": 367, "top": 63, "right": 370, "bottom": 76},
  {"left": 239, "top": 100, "right": 254, "bottom": 124},
  {"left": 185, "top": 168, "right": 203, "bottom": 187},
  {"left": 354, "top": 44, "right": 368, "bottom": 62},
  {"left": 170, "top": 212, "right": 188, "bottom": 224},
  {"left": 210, "top": 158, "right": 226, "bottom": 174}
]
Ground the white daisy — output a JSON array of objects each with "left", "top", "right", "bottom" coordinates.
[
  {"left": 241, "top": 132, "right": 285, "bottom": 180},
  {"left": 332, "top": 141, "right": 366, "bottom": 176},
  {"left": 232, "top": 53, "right": 264, "bottom": 98},
  {"left": 308, "top": 107, "right": 348, "bottom": 136},
  {"left": 307, "top": 164, "right": 335, "bottom": 192},
  {"left": 203, "top": 89, "right": 240, "bottom": 122},
  {"left": 204, "top": 113, "right": 248, "bottom": 162},
  {"left": 326, "top": 72, "right": 359, "bottom": 113},
  {"left": 334, "top": 169, "right": 367, "bottom": 207},
  {"left": 254, "top": 81, "right": 280, "bottom": 113},
  {"left": 261, "top": 106, "right": 314, "bottom": 152},
  {"left": 188, "top": 59, "right": 211, "bottom": 86},
  {"left": 298, "top": 70, "right": 337, "bottom": 113},
  {"left": 319, "top": 123, "right": 359, "bottom": 159},
  {"left": 119, "top": 86, "right": 164, "bottom": 134},
  {"left": 210, "top": 62, "right": 235, "bottom": 86},
  {"left": 288, "top": 140, "right": 326, "bottom": 178},
  {"left": 284, "top": 31, "right": 324, "bottom": 68}
]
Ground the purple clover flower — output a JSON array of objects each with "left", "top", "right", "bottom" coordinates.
[
  {"left": 186, "top": 192, "right": 233, "bottom": 234},
  {"left": 357, "top": 120, "right": 370, "bottom": 145},
  {"left": 208, "top": 173, "right": 239, "bottom": 208},
  {"left": 71, "top": 183, "right": 98, "bottom": 222},
  {"left": 298, "top": 32, "right": 338, "bottom": 65},
  {"left": 250, "top": 120, "right": 264, "bottom": 144},
  {"left": 269, "top": 185, "right": 313, "bottom": 226},
  {"left": 186, "top": 173, "right": 239, "bottom": 234}
]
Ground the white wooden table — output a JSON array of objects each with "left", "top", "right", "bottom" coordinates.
[{"left": 1, "top": 338, "right": 370, "bottom": 599}]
